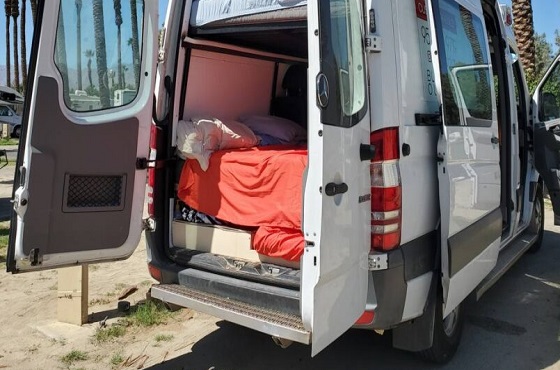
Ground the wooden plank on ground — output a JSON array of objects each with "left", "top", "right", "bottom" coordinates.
[{"left": 57, "top": 265, "right": 89, "bottom": 325}]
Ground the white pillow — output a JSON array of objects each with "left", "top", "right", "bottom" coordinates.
[
  {"left": 239, "top": 115, "right": 307, "bottom": 143},
  {"left": 176, "top": 118, "right": 258, "bottom": 171}
]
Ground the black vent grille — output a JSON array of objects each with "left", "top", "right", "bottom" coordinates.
[{"left": 66, "top": 175, "right": 125, "bottom": 209}]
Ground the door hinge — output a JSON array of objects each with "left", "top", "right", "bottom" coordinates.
[
  {"left": 136, "top": 158, "right": 173, "bottom": 170},
  {"left": 142, "top": 218, "right": 156, "bottom": 232},
  {"left": 365, "top": 36, "right": 382, "bottom": 53}
]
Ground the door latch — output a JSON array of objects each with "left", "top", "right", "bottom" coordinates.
[{"left": 325, "top": 182, "right": 348, "bottom": 196}]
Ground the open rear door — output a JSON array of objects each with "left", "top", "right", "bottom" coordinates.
[
  {"left": 429, "top": 0, "right": 502, "bottom": 316},
  {"left": 533, "top": 55, "right": 560, "bottom": 225},
  {"left": 7, "top": 0, "right": 158, "bottom": 272},
  {"left": 302, "top": 0, "right": 371, "bottom": 356}
]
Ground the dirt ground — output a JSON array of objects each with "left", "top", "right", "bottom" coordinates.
[{"left": 0, "top": 236, "right": 223, "bottom": 370}]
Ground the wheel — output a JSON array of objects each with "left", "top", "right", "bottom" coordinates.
[
  {"left": 12, "top": 126, "right": 21, "bottom": 138},
  {"left": 417, "top": 288, "right": 464, "bottom": 364},
  {"left": 527, "top": 184, "right": 545, "bottom": 253}
]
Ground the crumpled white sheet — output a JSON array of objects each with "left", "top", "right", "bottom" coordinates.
[{"left": 176, "top": 117, "right": 258, "bottom": 171}]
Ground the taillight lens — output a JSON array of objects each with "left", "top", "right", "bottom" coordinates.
[{"left": 370, "top": 128, "right": 402, "bottom": 251}]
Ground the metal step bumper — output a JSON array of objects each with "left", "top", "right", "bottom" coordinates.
[{"left": 150, "top": 284, "right": 311, "bottom": 344}]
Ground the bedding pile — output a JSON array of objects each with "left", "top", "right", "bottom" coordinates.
[{"left": 177, "top": 145, "right": 307, "bottom": 262}]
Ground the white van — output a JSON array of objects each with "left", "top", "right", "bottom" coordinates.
[{"left": 8, "top": 0, "right": 560, "bottom": 363}]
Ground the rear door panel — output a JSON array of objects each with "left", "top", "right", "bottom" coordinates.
[
  {"left": 8, "top": 0, "right": 158, "bottom": 272},
  {"left": 302, "top": 0, "right": 370, "bottom": 356}
]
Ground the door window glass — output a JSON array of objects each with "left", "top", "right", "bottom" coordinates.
[
  {"left": 433, "top": 0, "right": 493, "bottom": 126},
  {"left": 54, "top": 0, "right": 144, "bottom": 112},
  {"left": 0, "top": 107, "right": 9, "bottom": 116},
  {"left": 539, "top": 63, "right": 560, "bottom": 121},
  {"left": 319, "top": 0, "right": 367, "bottom": 127}
]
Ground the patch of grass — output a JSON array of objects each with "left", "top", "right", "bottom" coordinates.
[
  {"left": 0, "top": 221, "right": 10, "bottom": 266},
  {"left": 89, "top": 297, "right": 112, "bottom": 306},
  {"left": 94, "top": 325, "right": 126, "bottom": 343},
  {"left": 110, "top": 352, "right": 124, "bottom": 366},
  {"left": 60, "top": 350, "right": 88, "bottom": 365},
  {"left": 114, "top": 282, "right": 128, "bottom": 290},
  {"left": 154, "top": 334, "right": 174, "bottom": 342},
  {"left": 123, "top": 300, "right": 173, "bottom": 327},
  {"left": 140, "top": 280, "right": 154, "bottom": 287},
  {"left": 0, "top": 137, "right": 19, "bottom": 146}
]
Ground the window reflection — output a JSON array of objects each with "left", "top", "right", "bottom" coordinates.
[
  {"left": 434, "top": 0, "right": 493, "bottom": 126},
  {"left": 54, "top": 0, "right": 144, "bottom": 112}
]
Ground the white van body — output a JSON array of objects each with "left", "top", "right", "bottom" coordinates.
[{"left": 8, "top": 0, "right": 560, "bottom": 362}]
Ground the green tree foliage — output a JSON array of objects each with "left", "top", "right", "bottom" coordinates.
[{"left": 526, "top": 32, "right": 556, "bottom": 92}]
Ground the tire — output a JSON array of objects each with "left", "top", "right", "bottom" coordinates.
[
  {"left": 12, "top": 126, "right": 21, "bottom": 138},
  {"left": 417, "top": 289, "right": 464, "bottom": 364},
  {"left": 527, "top": 184, "right": 545, "bottom": 253}
]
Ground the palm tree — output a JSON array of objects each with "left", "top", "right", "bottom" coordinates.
[
  {"left": 84, "top": 49, "right": 94, "bottom": 90},
  {"left": 108, "top": 69, "right": 115, "bottom": 90},
  {"left": 75, "top": 0, "right": 83, "bottom": 90},
  {"left": 512, "top": 0, "right": 535, "bottom": 75},
  {"left": 20, "top": 0, "right": 27, "bottom": 93},
  {"left": 55, "top": 3, "right": 70, "bottom": 104},
  {"left": 30, "top": 0, "right": 36, "bottom": 24},
  {"left": 121, "top": 64, "right": 128, "bottom": 87},
  {"left": 129, "top": 0, "right": 140, "bottom": 88},
  {"left": 4, "top": 0, "right": 11, "bottom": 87},
  {"left": 113, "top": 0, "right": 123, "bottom": 89},
  {"left": 11, "top": 0, "right": 20, "bottom": 91},
  {"left": 92, "top": 0, "right": 110, "bottom": 107}
]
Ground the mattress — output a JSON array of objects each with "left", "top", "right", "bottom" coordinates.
[
  {"left": 177, "top": 145, "right": 307, "bottom": 261},
  {"left": 191, "top": 0, "right": 307, "bottom": 27}
]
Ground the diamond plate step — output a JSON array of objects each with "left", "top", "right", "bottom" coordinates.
[{"left": 151, "top": 284, "right": 310, "bottom": 344}]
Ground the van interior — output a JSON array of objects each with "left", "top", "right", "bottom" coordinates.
[
  {"left": 482, "top": 0, "right": 529, "bottom": 237},
  {"left": 166, "top": 3, "right": 311, "bottom": 291}
]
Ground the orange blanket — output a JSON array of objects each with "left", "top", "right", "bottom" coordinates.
[{"left": 177, "top": 146, "right": 307, "bottom": 261}]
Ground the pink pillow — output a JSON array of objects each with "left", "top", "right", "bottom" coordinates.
[{"left": 240, "top": 115, "right": 306, "bottom": 143}]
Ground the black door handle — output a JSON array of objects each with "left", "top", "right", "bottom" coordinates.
[
  {"left": 325, "top": 182, "right": 348, "bottom": 196},
  {"left": 491, "top": 136, "right": 499, "bottom": 144}
]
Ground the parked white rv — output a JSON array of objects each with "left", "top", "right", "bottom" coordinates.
[{"left": 8, "top": 0, "right": 560, "bottom": 363}]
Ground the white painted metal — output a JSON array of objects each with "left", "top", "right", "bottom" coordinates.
[
  {"left": 12, "top": 1, "right": 159, "bottom": 270},
  {"left": 401, "top": 272, "right": 433, "bottom": 321},
  {"left": 301, "top": 0, "right": 371, "bottom": 356},
  {"left": 184, "top": 50, "right": 274, "bottom": 120},
  {"left": 428, "top": 0, "right": 501, "bottom": 316}
]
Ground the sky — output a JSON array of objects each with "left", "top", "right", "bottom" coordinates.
[{"left": 0, "top": 0, "right": 557, "bottom": 81}]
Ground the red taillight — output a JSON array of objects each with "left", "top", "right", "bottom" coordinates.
[
  {"left": 355, "top": 311, "right": 375, "bottom": 325},
  {"left": 147, "top": 124, "right": 158, "bottom": 217},
  {"left": 370, "top": 127, "right": 402, "bottom": 251}
]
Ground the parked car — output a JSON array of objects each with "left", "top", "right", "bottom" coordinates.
[{"left": 0, "top": 105, "right": 22, "bottom": 138}]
